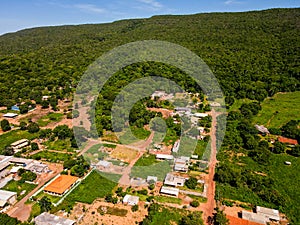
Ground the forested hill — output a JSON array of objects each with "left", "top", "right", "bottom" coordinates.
[{"left": 0, "top": 8, "right": 299, "bottom": 106}]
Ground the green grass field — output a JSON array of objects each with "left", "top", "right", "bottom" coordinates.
[
  {"left": 66, "top": 170, "right": 118, "bottom": 204},
  {"left": 0, "top": 130, "right": 38, "bottom": 152},
  {"left": 154, "top": 196, "right": 182, "bottom": 205},
  {"left": 253, "top": 91, "right": 300, "bottom": 128},
  {"left": 2, "top": 180, "right": 37, "bottom": 200},
  {"left": 131, "top": 160, "right": 172, "bottom": 181},
  {"left": 134, "top": 154, "right": 158, "bottom": 166},
  {"left": 37, "top": 112, "right": 64, "bottom": 127},
  {"left": 30, "top": 150, "right": 72, "bottom": 162}
]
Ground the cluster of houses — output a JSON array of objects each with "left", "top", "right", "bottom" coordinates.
[
  {"left": 0, "top": 155, "right": 50, "bottom": 210},
  {"left": 255, "top": 124, "right": 298, "bottom": 147}
]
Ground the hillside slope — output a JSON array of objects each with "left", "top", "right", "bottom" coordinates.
[{"left": 0, "top": 8, "right": 299, "bottom": 106}]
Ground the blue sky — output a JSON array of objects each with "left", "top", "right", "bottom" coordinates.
[{"left": 0, "top": 0, "right": 299, "bottom": 35}]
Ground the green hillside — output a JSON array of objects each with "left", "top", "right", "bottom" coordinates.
[{"left": 0, "top": 8, "right": 299, "bottom": 108}]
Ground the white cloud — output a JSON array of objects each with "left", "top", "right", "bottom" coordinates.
[
  {"left": 74, "top": 4, "right": 106, "bottom": 14},
  {"left": 224, "top": 0, "right": 243, "bottom": 5},
  {"left": 136, "top": 0, "right": 163, "bottom": 11}
]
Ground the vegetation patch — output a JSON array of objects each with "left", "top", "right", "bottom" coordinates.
[
  {"left": 30, "top": 150, "right": 72, "bottom": 162},
  {"left": 37, "top": 112, "right": 64, "bottom": 127},
  {"left": 98, "top": 205, "right": 128, "bottom": 217},
  {"left": 253, "top": 91, "right": 300, "bottom": 128}
]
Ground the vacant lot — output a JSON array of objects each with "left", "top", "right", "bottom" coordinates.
[
  {"left": 111, "top": 146, "right": 138, "bottom": 163},
  {"left": 253, "top": 91, "right": 300, "bottom": 128}
]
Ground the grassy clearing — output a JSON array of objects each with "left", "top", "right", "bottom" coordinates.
[
  {"left": 154, "top": 196, "right": 182, "bottom": 204},
  {"left": 145, "top": 205, "right": 188, "bottom": 225},
  {"left": 2, "top": 180, "right": 37, "bottom": 200},
  {"left": 44, "top": 138, "right": 75, "bottom": 152},
  {"left": 37, "top": 112, "right": 64, "bottom": 127},
  {"left": 0, "top": 130, "right": 38, "bottom": 152},
  {"left": 253, "top": 91, "right": 300, "bottom": 128},
  {"left": 175, "top": 136, "right": 197, "bottom": 157},
  {"left": 66, "top": 170, "right": 118, "bottom": 204},
  {"left": 30, "top": 151, "right": 72, "bottom": 162},
  {"left": 187, "top": 195, "right": 207, "bottom": 203},
  {"left": 193, "top": 140, "right": 208, "bottom": 158},
  {"left": 35, "top": 192, "right": 61, "bottom": 204},
  {"left": 134, "top": 154, "right": 158, "bottom": 166},
  {"left": 131, "top": 160, "right": 171, "bottom": 181},
  {"left": 29, "top": 203, "right": 41, "bottom": 221}
]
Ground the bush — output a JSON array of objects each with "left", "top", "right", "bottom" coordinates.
[
  {"left": 1, "top": 119, "right": 11, "bottom": 132},
  {"left": 31, "top": 142, "right": 39, "bottom": 151},
  {"left": 185, "top": 177, "right": 197, "bottom": 189},
  {"left": 148, "top": 183, "right": 155, "bottom": 190},
  {"left": 28, "top": 122, "right": 40, "bottom": 133},
  {"left": 131, "top": 204, "right": 139, "bottom": 212},
  {"left": 137, "top": 189, "right": 148, "bottom": 195},
  {"left": 190, "top": 200, "right": 200, "bottom": 207}
]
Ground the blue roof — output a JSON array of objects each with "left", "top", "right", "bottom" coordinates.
[{"left": 11, "top": 105, "right": 20, "bottom": 111}]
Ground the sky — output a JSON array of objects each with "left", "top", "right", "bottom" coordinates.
[{"left": 0, "top": 0, "right": 299, "bottom": 35}]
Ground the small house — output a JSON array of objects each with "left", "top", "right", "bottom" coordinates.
[
  {"left": 3, "top": 113, "right": 18, "bottom": 118},
  {"left": 123, "top": 194, "right": 139, "bottom": 206},
  {"left": 156, "top": 154, "right": 174, "bottom": 160},
  {"left": 160, "top": 186, "right": 179, "bottom": 197},
  {"left": 164, "top": 173, "right": 185, "bottom": 187}
]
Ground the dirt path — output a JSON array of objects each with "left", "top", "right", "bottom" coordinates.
[
  {"left": 7, "top": 163, "right": 63, "bottom": 222},
  {"left": 200, "top": 109, "right": 218, "bottom": 224}
]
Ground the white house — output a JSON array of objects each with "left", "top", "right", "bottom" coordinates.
[
  {"left": 3, "top": 113, "right": 18, "bottom": 118},
  {"left": 156, "top": 154, "right": 174, "bottom": 160},
  {"left": 123, "top": 194, "right": 139, "bottom": 206},
  {"left": 160, "top": 186, "right": 179, "bottom": 197},
  {"left": 164, "top": 173, "right": 185, "bottom": 187},
  {"left": 10, "top": 139, "right": 29, "bottom": 152},
  {"left": 172, "top": 140, "right": 180, "bottom": 153},
  {"left": 34, "top": 212, "right": 76, "bottom": 225}
]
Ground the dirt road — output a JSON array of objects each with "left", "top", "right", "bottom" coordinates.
[{"left": 200, "top": 109, "right": 219, "bottom": 224}]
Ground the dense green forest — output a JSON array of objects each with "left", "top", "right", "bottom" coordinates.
[{"left": 0, "top": 8, "right": 299, "bottom": 108}]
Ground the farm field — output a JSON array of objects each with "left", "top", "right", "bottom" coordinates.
[{"left": 252, "top": 91, "right": 300, "bottom": 128}]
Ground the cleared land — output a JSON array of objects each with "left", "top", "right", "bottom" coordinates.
[
  {"left": 111, "top": 146, "right": 138, "bottom": 163},
  {"left": 253, "top": 91, "right": 300, "bottom": 128}
]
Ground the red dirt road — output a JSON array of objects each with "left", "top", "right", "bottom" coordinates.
[{"left": 200, "top": 109, "right": 219, "bottom": 224}]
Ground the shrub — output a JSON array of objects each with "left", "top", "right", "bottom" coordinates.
[
  {"left": 190, "top": 200, "right": 199, "bottom": 207},
  {"left": 131, "top": 205, "right": 139, "bottom": 212}
]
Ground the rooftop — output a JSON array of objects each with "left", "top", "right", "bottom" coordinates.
[
  {"left": 0, "top": 190, "right": 17, "bottom": 201},
  {"left": 44, "top": 175, "right": 78, "bottom": 195},
  {"left": 34, "top": 212, "right": 76, "bottom": 225},
  {"left": 278, "top": 136, "right": 298, "bottom": 145}
]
